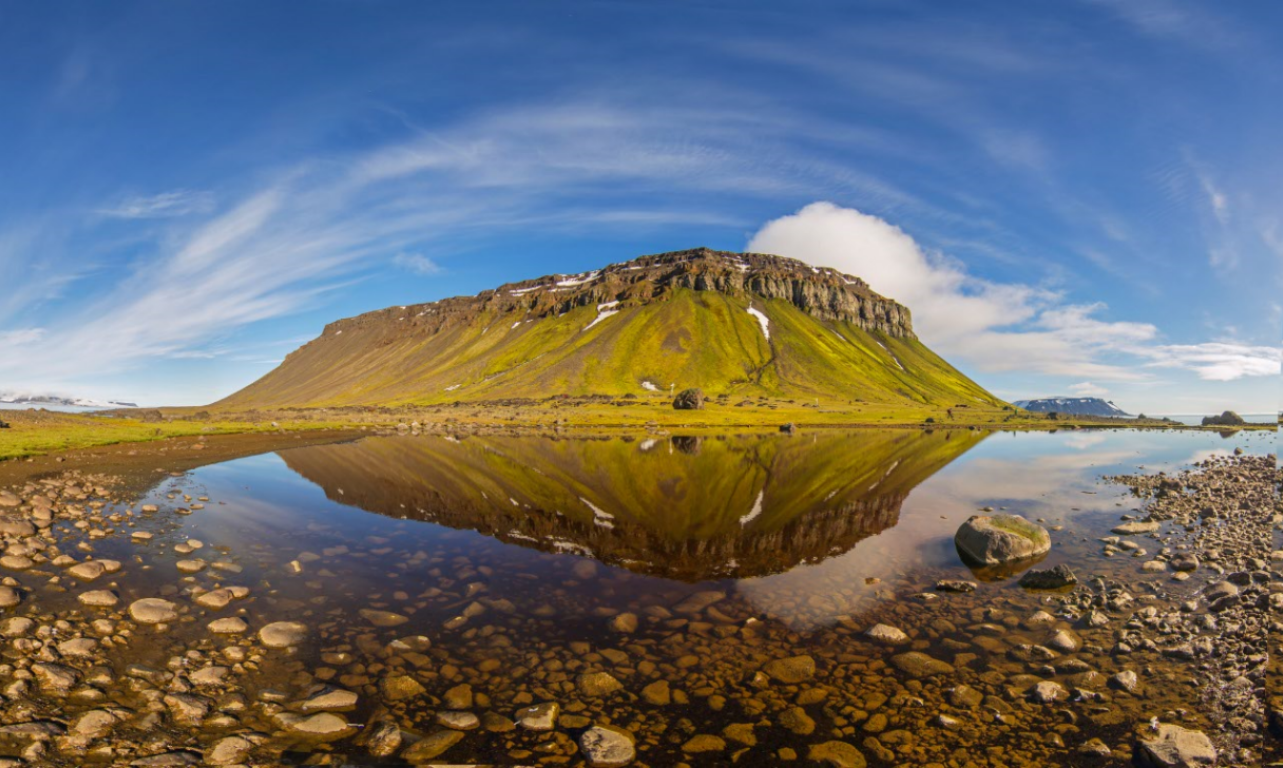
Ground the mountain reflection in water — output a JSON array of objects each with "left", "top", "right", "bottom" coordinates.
[{"left": 278, "top": 429, "right": 988, "bottom": 581}]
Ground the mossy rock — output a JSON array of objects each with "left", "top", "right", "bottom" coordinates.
[{"left": 954, "top": 513, "right": 1051, "bottom": 568}]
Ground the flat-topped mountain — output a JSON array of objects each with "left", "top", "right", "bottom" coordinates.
[{"left": 219, "top": 248, "right": 1000, "bottom": 408}]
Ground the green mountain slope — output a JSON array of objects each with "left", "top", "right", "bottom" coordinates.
[{"left": 218, "top": 248, "right": 1001, "bottom": 409}]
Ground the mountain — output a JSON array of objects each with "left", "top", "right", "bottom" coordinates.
[
  {"left": 0, "top": 392, "right": 137, "bottom": 409},
  {"left": 1012, "top": 397, "right": 1130, "bottom": 418},
  {"left": 278, "top": 428, "right": 988, "bottom": 581},
  {"left": 218, "top": 248, "right": 1001, "bottom": 409}
]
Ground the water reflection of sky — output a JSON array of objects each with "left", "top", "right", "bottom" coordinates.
[
  {"left": 152, "top": 428, "right": 1272, "bottom": 633},
  {"left": 735, "top": 428, "right": 1271, "bottom": 627}
]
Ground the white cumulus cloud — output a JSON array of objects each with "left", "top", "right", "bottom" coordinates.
[{"left": 747, "top": 201, "right": 1280, "bottom": 385}]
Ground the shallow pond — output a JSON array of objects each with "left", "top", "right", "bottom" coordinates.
[{"left": 18, "top": 426, "right": 1274, "bottom": 766}]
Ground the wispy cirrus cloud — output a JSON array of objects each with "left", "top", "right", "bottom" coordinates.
[
  {"left": 98, "top": 189, "right": 214, "bottom": 219},
  {"left": 6, "top": 101, "right": 899, "bottom": 392},
  {"left": 392, "top": 252, "right": 442, "bottom": 276}
]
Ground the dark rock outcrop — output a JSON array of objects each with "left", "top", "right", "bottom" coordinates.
[{"left": 672, "top": 389, "right": 704, "bottom": 411}]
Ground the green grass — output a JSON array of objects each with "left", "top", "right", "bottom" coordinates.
[{"left": 0, "top": 411, "right": 346, "bottom": 461}]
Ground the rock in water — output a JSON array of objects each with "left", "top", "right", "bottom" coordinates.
[
  {"left": 401, "top": 729, "right": 464, "bottom": 761},
  {"left": 1018, "top": 564, "right": 1077, "bottom": 590},
  {"left": 761, "top": 655, "right": 816, "bottom": 684},
  {"left": 1136, "top": 723, "right": 1217, "bottom": 767},
  {"left": 864, "top": 624, "right": 909, "bottom": 646},
  {"left": 807, "top": 740, "right": 867, "bottom": 768},
  {"left": 672, "top": 388, "right": 704, "bottom": 410},
  {"left": 1112, "top": 520, "right": 1161, "bottom": 535},
  {"left": 579, "top": 725, "right": 636, "bottom": 767},
  {"left": 129, "top": 598, "right": 178, "bottom": 624},
  {"left": 890, "top": 651, "right": 954, "bottom": 678},
  {"left": 954, "top": 514, "right": 1051, "bottom": 566},
  {"left": 259, "top": 621, "right": 308, "bottom": 648}
]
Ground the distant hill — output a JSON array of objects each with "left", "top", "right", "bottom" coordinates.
[
  {"left": 1013, "top": 397, "right": 1130, "bottom": 417},
  {"left": 0, "top": 392, "right": 137, "bottom": 409},
  {"left": 217, "top": 248, "right": 1003, "bottom": 409}
]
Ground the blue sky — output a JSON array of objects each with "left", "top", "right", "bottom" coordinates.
[{"left": 1, "top": 0, "right": 1279, "bottom": 413}]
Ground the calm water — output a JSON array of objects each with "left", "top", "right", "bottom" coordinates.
[
  {"left": 80, "top": 426, "right": 1272, "bottom": 764},
  {"left": 141, "top": 428, "right": 1268, "bottom": 612}
]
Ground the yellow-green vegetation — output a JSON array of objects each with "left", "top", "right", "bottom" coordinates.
[
  {"left": 0, "top": 410, "right": 344, "bottom": 461},
  {"left": 219, "top": 288, "right": 1002, "bottom": 410}
]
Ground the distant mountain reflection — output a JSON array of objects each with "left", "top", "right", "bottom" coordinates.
[{"left": 278, "top": 429, "right": 988, "bottom": 581}]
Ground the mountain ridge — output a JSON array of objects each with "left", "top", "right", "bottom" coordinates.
[
  {"left": 1013, "top": 397, "right": 1130, "bottom": 417},
  {"left": 218, "top": 248, "right": 1002, "bottom": 410}
]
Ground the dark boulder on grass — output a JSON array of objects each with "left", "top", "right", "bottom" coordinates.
[
  {"left": 1200, "top": 410, "right": 1245, "bottom": 426},
  {"left": 672, "top": 388, "right": 704, "bottom": 411}
]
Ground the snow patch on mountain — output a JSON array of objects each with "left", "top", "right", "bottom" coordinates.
[{"left": 747, "top": 306, "right": 770, "bottom": 340}]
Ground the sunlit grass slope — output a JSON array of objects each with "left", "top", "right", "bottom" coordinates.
[{"left": 221, "top": 288, "right": 1000, "bottom": 409}]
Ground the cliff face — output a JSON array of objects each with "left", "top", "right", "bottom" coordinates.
[{"left": 321, "top": 248, "right": 914, "bottom": 342}]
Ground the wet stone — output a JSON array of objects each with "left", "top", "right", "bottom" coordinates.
[
  {"left": 288, "top": 712, "right": 355, "bottom": 738},
  {"left": 516, "top": 702, "right": 560, "bottom": 730},
  {"left": 579, "top": 725, "right": 636, "bottom": 767},
  {"left": 359, "top": 608, "right": 409, "bottom": 627},
  {"left": 208, "top": 617, "right": 248, "bottom": 634},
  {"left": 890, "top": 652, "right": 954, "bottom": 678},
  {"left": 129, "top": 598, "right": 178, "bottom": 624},
  {"left": 259, "top": 621, "right": 307, "bottom": 648},
  {"left": 1018, "top": 563, "right": 1077, "bottom": 590},
  {"left": 673, "top": 590, "right": 726, "bottom": 613},
  {"left": 807, "top": 740, "right": 867, "bottom": 768},
  {"left": 762, "top": 654, "right": 816, "bottom": 684},
  {"left": 681, "top": 734, "right": 726, "bottom": 753},
  {"left": 435, "top": 711, "right": 479, "bottom": 730},
  {"left": 864, "top": 623, "right": 909, "bottom": 646},
  {"left": 1136, "top": 723, "right": 1217, "bottom": 767},
  {"left": 401, "top": 729, "right": 464, "bottom": 761},
  {"left": 381, "top": 675, "right": 425, "bottom": 702},
  {"left": 577, "top": 671, "right": 624, "bottom": 697}
]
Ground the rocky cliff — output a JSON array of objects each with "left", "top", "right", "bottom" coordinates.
[{"left": 320, "top": 248, "right": 914, "bottom": 342}]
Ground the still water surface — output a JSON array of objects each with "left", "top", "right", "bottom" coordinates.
[{"left": 88, "top": 426, "right": 1270, "bottom": 764}]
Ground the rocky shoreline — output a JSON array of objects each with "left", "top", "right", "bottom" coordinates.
[{"left": 0, "top": 443, "right": 1271, "bottom": 766}]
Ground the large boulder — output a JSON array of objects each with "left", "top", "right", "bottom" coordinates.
[
  {"left": 955, "top": 514, "right": 1051, "bottom": 567},
  {"left": 672, "top": 388, "right": 704, "bottom": 410}
]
